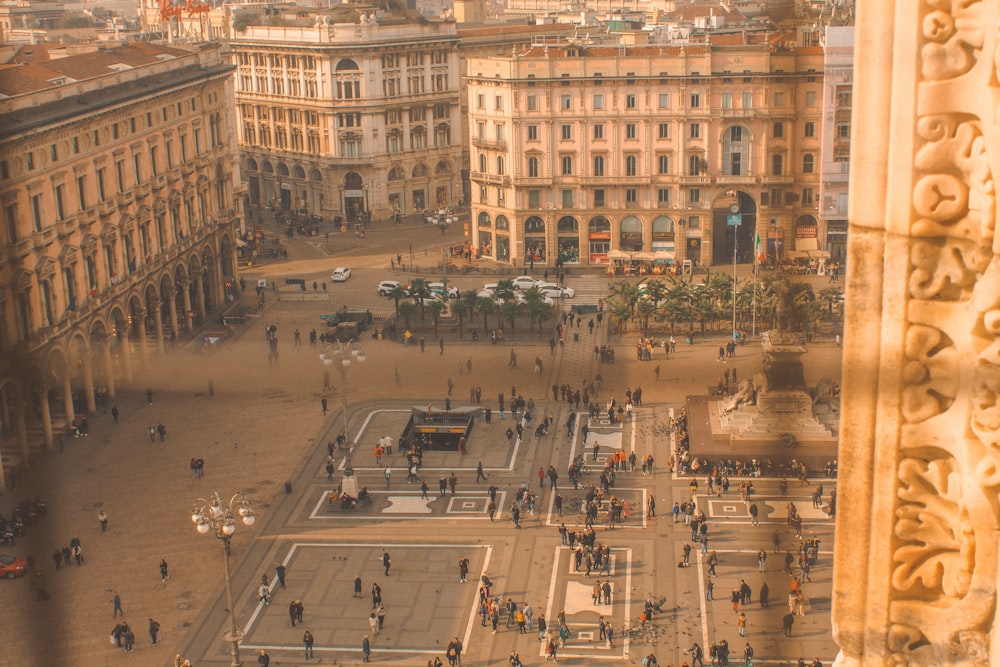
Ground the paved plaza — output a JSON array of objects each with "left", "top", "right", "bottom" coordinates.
[{"left": 1, "top": 221, "right": 844, "bottom": 666}]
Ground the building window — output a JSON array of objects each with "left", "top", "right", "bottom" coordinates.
[
  {"left": 689, "top": 189, "right": 700, "bottom": 203},
  {"left": 688, "top": 155, "right": 703, "bottom": 175},
  {"left": 593, "top": 94, "right": 604, "bottom": 110},
  {"left": 115, "top": 160, "right": 125, "bottom": 193},
  {"left": 495, "top": 124, "right": 505, "bottom": 142},
  {"left": 690, "top": 123, "right": 701, "bottom": 139},
  {"left": 562, "top": 189, "right": 573, "bottom": 208},
  {"left": 837, "top": 123, "right": 850, "bottom": 138},
  {"left": 722, "top": 92, "right": 733, "bottom": 109},
  {"left": 803, "top": 154, "right": 815, "bottom": 173},
  {"left": 802, "top": 187, "right": 815, "bottom": 205},
  {"left": 26, "top": 152, "right": 34, "bottom": 170},
  {"left": 76, "top": 175, "right": 87, "bottom": 210},
  {"left": 54, "top": 184, "right": 65, "bottom": 220},
  {"left": 658, "top": 155, "right": 669, "bottom": 174},
  {"left": 658, "top": 93, "right": 670, "bottom": 109},
  {"left": 806, "top": 90, "right": 817, "bottom": 106},
  {"left": 527, "top": 95, "right": 537, "bottom": 111},
  {"left": 4, "top": 203, "right": 17, "bottom": 243},
  {"left": 688, "top": 214, "right": 700, "bottom": 228},
  {"left": 31, "top": 194, "right": 43, "bottom": 231},
  {"left": 561, "top": 156, "right": 573, "bottom": 175},
  {"left": 742, "top": 91, "right": 752, "bottom": 108},
  {"left": 561, "top": 95, "right": 571, "bottom": 110},
  {"left": 722, "top": 126, "right": 748, "bottom": 176},
  {"left": 773, "top": 122, "right": 784, "bottom": 138},
  {"left": 658, "top": 123, "right": 669, "bottom": 139},
  {"left": 594, "top": 155, "right": 604, "bottom": 177},
  {"left": 805, "top": 122, "right": 816, "bottom": 137},
  {"left": 625, "top": 188, "right": 638, "bottom": 205},
  {"left": 594, "top": 124, "right": 604, "bottom": 140},
  {"left": 774, "top": 91, "right": 785, "bottom": 107},
  {"left": 527, "top": 125, "right": 538, "bottom": 141},
  {"left": 495, "top": 95, "right": 504, "bottom": 111},
  {"left": 528, "top": 190, "right": 540, "bottom": 208},
  {"left": 657, "top": 188, "right": 670, "bottom": 206},
  {"left": 625, "top": 156, "right": 637, "bottom": 176},
  {"left": 497, "top": 156, "right": 505, "bottom": 175},
  {"left": 690, "top": 93, "right": 700, "bottom": 108},
  {"left": 772, "top": 153, "right": 784, "bottom": 175},
  {"left": 561, "top": 124, "right": 572, "bottom": 140},
  {"left": 626, "top": 93, "right": 637, "bottom": 109},
  {"left": 476, "top": 93, "right": 485, "bottom": 109},
  {"left": 97, "top": 168, "right": 106, "bottom": 201},
  {"left": 528, "top": 157, "right": 539, "bottom": 177},
  {"left": 594, "top": 189, "right": 605, "bottom": 207},
  {"left": 626, "top": 124, "right": 637, "bottom": 139}
]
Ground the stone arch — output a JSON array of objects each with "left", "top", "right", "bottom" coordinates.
[
  {"left": 262, "top": 160, "right": 274, "bottom": 174},
  {"left": 247, "top": 158, "right": 258, "bottom": 171},
  {"left": 435, "top": 160, "right": 451, "bottom": 174},
  {"left": 336, "top": 58, "right": 359, "bottom": 71},
  {"left": 310, "top": 169, "right": 322, "bottom": 182},
  {"left": 478, "top": 211, "right": 491, "bottom": 227},
  {"left": 388, "top": 167, "right": 405, "bottom": 181},
  {"left": 344, "top": 172, "right": 363, "bottom": 189},
  {"left": 293, "top": 165, "right": 306, "bottom": 180},
  {"left": 277, "top": 163, "right": 290, "bottom": 177},
  {"left": 412, "top": 163, "right": 429, "bottom": 178}
]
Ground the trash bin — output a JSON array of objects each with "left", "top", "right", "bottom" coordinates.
[{"left": 573, "top": 332, "right": 580, "bottom": 342}]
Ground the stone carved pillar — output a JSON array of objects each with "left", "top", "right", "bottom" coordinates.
[{"left": 834, "top": 2, "right": 1000, "bottom": 665}]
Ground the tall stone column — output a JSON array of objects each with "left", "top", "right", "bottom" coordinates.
[
  {"left": 119, "top": 332, "right": 133, "bottom": 383},
  {"left": 195, "top": 273, "right": 207, "bottom": 317},
  {"left": 167, "top": 292, "right": 179, "bottom": 339},
  {"left": 82, "top": 351, "right": 96, "bottom": 414},
  {"left": 834, "top": 2, "right": 1000, "bottom": 665},
  {"left": 14, "top": 403, "right": 29, "bottom": 469},
  {"left": 62, "top": 374, "right": 75, "bottom": 425},
  {"left": 102, "top": 340, "right": 116, "bottom": 399},
  {"left": 182, "top": 281, "right": 194, "bottom": 331},
  {"left": 138, "top": 317, "right": 149, "bottom": 367},
  {"left": 38, "top": 387, "right": 53, "bottom": 452},
  {"left": 153, "top": 305, "right": 165, "bottom": 355}
]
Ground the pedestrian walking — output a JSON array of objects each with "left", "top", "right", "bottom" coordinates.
[
  {"left": 160, "top": 558, "right": 169, "bottom": 581},
  {"left": 384, "top": 466, "right": 392, "bottom": 488},
  {"left": 112, "top": 591, "right": 124, "bottom": 617},
  {"left": 354, "top": 576, "right": 363, "bottom": 598},
  {"left": 382, "top": 551, "right": 392, "bottom": 575},
  {"left": 275, "top": 563, "right": 287, "bottom": 588},
  {"left": 303, "top": 630, "right": 314, "bottom": 659},
  {"left": 149, "top": 618, "right": 160, "bottom": 645},
  {"left": 321, "top": 398, "right": 328, "bottom": 415},
  {"left": 362, "top": 635, "right": 371, "bottom": 662},
  {"left": 476, "top": 462, "right": 486, "bottom": 482},
  {"left": 98, "top": 510, "right": 108, "bottom": 532}
]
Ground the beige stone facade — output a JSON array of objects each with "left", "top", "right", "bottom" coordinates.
[
  {"left": 465, "top": 38, "right": 824, "bottom": 269},
  {"left": 229, "top": 18, "right": 464, "bottom": 223},
  {"left": 834, "top": 1, "right": 999, "bottom": 664},
  {"left": 0, "top": 42, "right": 241, "bottom": 484}
]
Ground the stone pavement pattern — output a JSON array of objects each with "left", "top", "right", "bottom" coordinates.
[{"left": 1, "top": 251, "right": 843, "bottom": 666}]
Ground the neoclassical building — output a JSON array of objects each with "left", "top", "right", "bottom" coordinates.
[
  {"left": 229, "top": 14, "right": 465, "bottom": 223},
  {"left": 0, "top": 42, "right": 241, "bottom": 484},
  {"left": 465, "top": 34, "right": 825, "bottom": 268}
]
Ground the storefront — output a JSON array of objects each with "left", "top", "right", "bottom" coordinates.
[
  {"left": 794, "top": 215, "right": 819, "bottom": 252},
  {"left": 620, "top": 216, "right": 644, "bottom": 252},
  {"left": 477, "top": 211, "right": 493, "bottom": 258},
  {"left": 826, "top": 219, "right": 847, "bottom": 262},
  {"left": 524, "top": 215, "right": 546, "bottom": 265},
  {"left": 588, "top": 215, "right": 611, "bottom": 265},
  {"left": 556, "top": 216, "right": 580, "bottom": 265},
  {"left": 651, "top": 215, "right": 676, "bottom": 266},
  {"left": 495, "top": 214, "right": 510, "bottom": 262}
]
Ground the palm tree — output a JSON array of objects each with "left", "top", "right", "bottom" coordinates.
[
  {"left": 408, "top": 278, "right": 431, "bottom": 319},
  {"left": 819, "top": 286, "right": 843, "bottom": 320},
  {"left": 397, "top": 301, "right": 417, "bottom": 331},
  {"left": 387, "top": 285, "right": 407, "bottom": 318},
  {"left": 637, "top": 299, "right": 657, "bottom": 336},
  {"left": 607, "top": 298, "right": 632, "bottom": 336},
  {"left": 610, "top": 281, "right": 642, "bottom": 316},
  {"left": 493, "top": 279, "right": 516, "bottom": 304},
  {"left": 475, "top": 296, "right": 496, "bottom": 335},
  {"left": 642, "top": 278, "right": 668, "bottom": 306},
  {"left": 500, "top": 300, "right": 523, "bottom": 339},
  {"left": 522, "top": 288, "right": 551, "bottom": 333},
  {"left": 426, "top": 298, "right": 447, "bottom": 336},
  {"left": 451, "top": 299, "right": 470, "bottom": 338}
]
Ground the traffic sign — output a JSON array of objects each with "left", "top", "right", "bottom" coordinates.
[{"left": 727, "top": 214, "right": 742, "bottom": 227}]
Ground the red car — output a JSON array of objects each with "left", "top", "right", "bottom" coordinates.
[{"left": 0, "top": 554, "right": 28, "bottom": 578}]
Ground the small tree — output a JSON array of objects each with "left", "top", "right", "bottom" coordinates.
[
  {"left": 451, "top": 299, "right": 470, "bottom": 338},
  {"left": 427, "top": 299, "right": 447, "bottom": 336},
  {"left": 500, "top": 300, "right": 523, "bottom": 339},
  {"left": 387, "top": 285, "right": 407, "bottom": 318},
  {"left": 397, "top": 301, "right": 417, "bottom": 331},
  {"left": 408, "top": 279, "right": 431, "bottom": 319}
]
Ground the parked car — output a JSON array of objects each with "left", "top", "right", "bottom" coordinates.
[
  {"left": 377, "top": 280, "right": 401, "bottom": 296},
  {"left": 537, "top": 282, "right": 575, "bottom": 298},
  {"left": 427, "top": 282, "right": 460, "bottom": 298},
  {"left": 511, "top": 275, "right": 539, "bottom": 290},
  {"left": 0, "top": 554, "right": 28, "bottom": 578},
  {"left": 331, "top": 267, "right": 352, "bottom": 282},
  {"left": 477, "top": 283, "right": 498, "bottom": 298}
]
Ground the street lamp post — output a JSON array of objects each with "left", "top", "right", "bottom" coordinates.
[
  {"left": 191, "top": 491, "right": 256, "bottom": 667},
  {"left": 726, "top": 192, "right": 741, "bottom": 340},
  {"left": 321, "top": 340, "right": 366, "bottom": 474}
]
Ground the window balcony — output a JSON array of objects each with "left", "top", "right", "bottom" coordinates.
[
  {"left": 679, "top": 175, "right": 711, "bottom": 185},
  {"left": 134, "top": 182, "right": 153, "bottom": 198},
  {"left": 715, "top": 174, "right": 758, "bottom": 186},
  {"left": 98, "top": 200, "right": 117, "bottom": 217},
  {"left": 762, "top": 174, "right": 795, "bottom": 185},
  {"left": 470, "top": 172, "right": 510, "bottom": 187},
  {"left": 720, "top": 108, "right": 754, "bottom": 118},
  {"left": 471, "top": 137, "right": 508, "bottom": 151},
  {"left": 117, "top": 191, "right": 135, "bottom": 207},
  {"left": 152, "top": 174, "right": 167, "bottom": 191}
]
